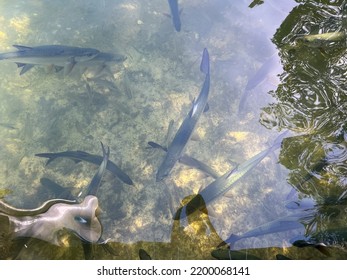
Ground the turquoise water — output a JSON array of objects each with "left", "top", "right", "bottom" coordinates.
[{"left": 0, "top": 0, "right": 346, "bottom": 259}]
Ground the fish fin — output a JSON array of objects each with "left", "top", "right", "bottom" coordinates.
[
  {"left": 15, "top": 63, "right": 26, "bottom": 68},
  {"left": 203, "top": 103, "right": 209, "bottom": 113},
  {"left": 139, "top": 249, "right": 152, "bottom": 260},
  {"left": 55, "top": 66, "right": 64, "bottom": 72},
  {"left": 64, "top": 57, "right": 76, "bottom": 75},
  {"left": 13, "top": 45, "right": 32, "bottom": 51},
  {"left": 200, "top": 48, "right": 210, "bottom": 75},
  {"left": 19, "top": 64, "right": 35, "bottom": 75},
  {"left": 147, "top": 141, "right": 168, "bottom": 152},
  {"left": 35, "top": 153, "right": 56, "bottom": 165}
]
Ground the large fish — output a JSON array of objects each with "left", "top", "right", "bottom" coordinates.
[
  {"left": 174, "top": 131, "right": 289, "bottom": 220},
  {"left": 0, "top": 44, "right": 100, "bottom": 75},
  {"left": 167, "top": 0, "right": 181, "bottom": 32},
  {"left": 218, "top": 208, "right": 316, "bottom": 247},
  {"left": 35, "top": 149, "right": 133, "bottom": 185},
  {"left": 156, "top": 48, "right": 210, "bottom": 182}
]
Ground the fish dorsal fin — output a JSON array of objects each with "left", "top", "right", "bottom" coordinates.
[{"left": 13, "top": 45, "right": 32, "bottom": 51}]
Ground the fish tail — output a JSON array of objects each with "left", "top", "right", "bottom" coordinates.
[
  {"left": 35, "top": 153, "right": 57, "bottom": 165},
  {"left": 200, "top": 48, "right": 210, "bottom": 75}
]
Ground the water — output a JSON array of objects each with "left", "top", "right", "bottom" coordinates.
[{"left": 0, "top": 0, "right": 346, "bottom": 259}]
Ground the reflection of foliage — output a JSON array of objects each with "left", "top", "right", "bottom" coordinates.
[
  {"left": 249, "top": 0, "right": 265, "bottom": 8},
  {"left": 260, "top": 0, "right": 347, "bottom": 252}
]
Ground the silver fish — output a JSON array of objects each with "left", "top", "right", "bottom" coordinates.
[
  {"left": 156, "top": 48, "right": 210, "bottom": 182},
  {"left": 0, "top": 44, "right": 100, "bottom": 75},
  {"left": 175, "top": 131, "right": 289, "bottom": 220},
  {"left": 219, "top": 209, "right": 315, "bottom": 247}
]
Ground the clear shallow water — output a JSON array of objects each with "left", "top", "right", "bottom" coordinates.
[{"left": 0, "top": 0, "right": 346, "bottom": 259}]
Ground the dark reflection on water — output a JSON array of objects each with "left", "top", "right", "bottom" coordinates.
[{"left": 260, "top": 0, "right": 347, "bottom": 258}]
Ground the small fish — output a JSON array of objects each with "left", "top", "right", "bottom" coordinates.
[
  {"left": 167, "top": 0, "right": 182, "bottom": 32},
  {"left": 295, "top": 31, "right": 346, "bottom": 48},
  {"left": 0, "top": 44, "right": 100, "bottom": 75},
  {"left": 175, "top": 131, "right": 289, "bottom": 220},
  {"left": 35, "top": 149, "right": 133, "bottom": 185},
  {"left": 156, "top": 48, "right": 210, "bottom": 181}
]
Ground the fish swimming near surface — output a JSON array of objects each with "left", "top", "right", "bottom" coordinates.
[
  {"left": 167, "top": 0, "right": 182, "bottom": 32},
  {"left": 174, "top": 131, "right": 289, "bottom": 220},
  {"left": 295, "top": 31, "right": 346, "bottom": 48},
  {"left": 156, "top": 48, "right": 210, "bottom": 182},
  {"left": 0, "top": 44, "right": 100, "bottom": 75},
  {"left": 35, "top": 149, "right": 133, "bottom": 185},
  {"left": 218, "top": 208, "right": 316, "bottom": 248}
]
